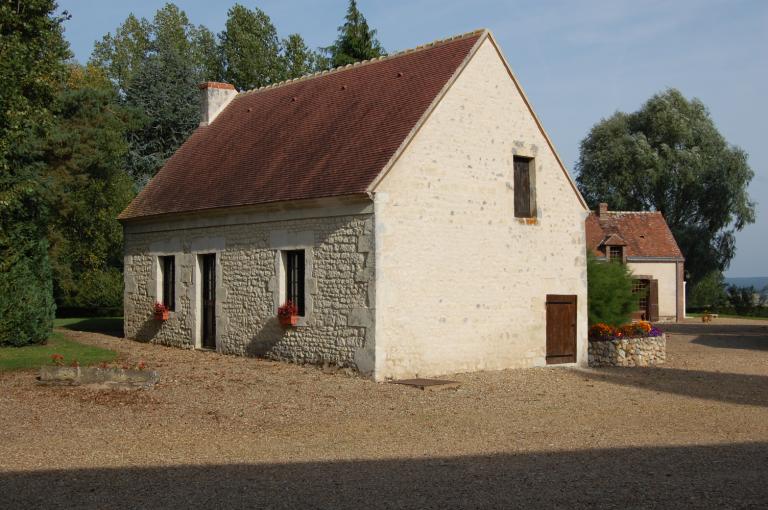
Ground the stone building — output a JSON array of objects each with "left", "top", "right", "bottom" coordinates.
[
  {"left": 119, "top": 30, "right": 589, "bottom": 380},
  {"left": 585, "top": 204, "right": 685, "bottom": 322}
]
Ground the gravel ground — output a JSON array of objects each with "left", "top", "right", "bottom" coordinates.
[{"left": 2, "top": 318, "right": 767, "bottom": 508}]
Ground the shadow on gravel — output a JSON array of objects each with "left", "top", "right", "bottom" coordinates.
[
  {"left": 2, "top": 443, "right": 767, "bottom": 509},
  {"left": 584, "top": 367, "right": 768, "bottom": 407},
  {"left": 664, "top": 322, "right": 768, "bottom": 352}
]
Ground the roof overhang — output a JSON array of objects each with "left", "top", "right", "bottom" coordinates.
[{"left": 120, "top": 193, "right": 372, "bottom": 233}]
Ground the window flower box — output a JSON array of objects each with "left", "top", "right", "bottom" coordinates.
[
  {"left": 154, "top": 302, "right": 170, "bottom": 321},
  {"left": 278, "top": 301, "right": 299, "bottom": 327}
]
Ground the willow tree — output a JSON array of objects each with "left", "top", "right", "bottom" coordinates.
[{"left": 576, "top": 89, "right": 755, "bottom": 287}]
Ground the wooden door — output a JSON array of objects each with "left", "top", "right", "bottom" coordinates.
[
  {"left": 648, "top": 279, "right": 659, "bottom": 322},
  {"left": 201, "top": 254, "right": 216, "bottom": 349},
  {"left": 546, "top": 295, "right": 577, "bottom": 364}
]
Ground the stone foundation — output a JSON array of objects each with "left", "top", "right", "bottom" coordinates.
[{"left": 588, "top": 334, "right": 666, "bottom": 367}]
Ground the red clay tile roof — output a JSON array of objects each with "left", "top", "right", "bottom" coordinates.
[
  {"left": 119, "top": 31, "right": 484, "bottom": 220},
  {"left": 586, "top": 210, "right": 684, "bottom": 260}
]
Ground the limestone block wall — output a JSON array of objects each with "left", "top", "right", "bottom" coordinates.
[
  {"left": 373, "top": 37, "right": 588, "bottom": 380},
  {"left": 123, "top": 205, "right": 375, "bottom": 374}
]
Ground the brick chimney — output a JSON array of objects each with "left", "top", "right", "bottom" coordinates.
[
  {"left": 199, "top": 82, "right": 237, "bottom": 126},
  {"left": 598, "top": 203, "right": 608, "bottom": 216}
]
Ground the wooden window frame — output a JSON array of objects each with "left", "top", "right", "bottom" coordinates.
[
  {"left": 160, "top": 255, "right": 175, "bottom": 311},
  {"left": 284, "top": 249, "right": 306, "bottom": 316},
  {"left": 513, "top": 156, "right": 536, "bottom": 219},
  {"left": 632, "top": 278, "right": 649, "bottom": 318},
  {"left": 609, "top": 245, "right": 623, "bottom": 262}
]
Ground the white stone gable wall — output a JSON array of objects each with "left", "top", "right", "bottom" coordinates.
[{"left": 373, "top": 37, "right": 588, "bottom": 380}]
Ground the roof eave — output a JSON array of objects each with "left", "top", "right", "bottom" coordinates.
[{"left": 118, "top": 192, "right": 372, "bottom": 224}]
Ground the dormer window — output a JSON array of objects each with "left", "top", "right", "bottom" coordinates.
[{"left": 609, "top": 246, "right": 623, "bottom": 261}]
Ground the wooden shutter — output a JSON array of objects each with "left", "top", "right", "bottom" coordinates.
[
  {"left": 514, "top": 157, "right": 532, "bottom": 217},
  {"left": 649, "top": 279, "right": 659, "bottom": 322}
]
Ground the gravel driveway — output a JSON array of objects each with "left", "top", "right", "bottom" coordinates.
[{"left": 2, "top": 318, "right": 767, "bottom": 508}]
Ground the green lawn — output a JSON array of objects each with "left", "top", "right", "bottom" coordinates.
[
  {"left": 0, "top": 331, "right": 117, "bottom": 371},
  {"left": 54, "top": 316, "right": 124, "bottom": 335},
  {"left": 688, "top": 312, "right": 768, "bottom": 321}
]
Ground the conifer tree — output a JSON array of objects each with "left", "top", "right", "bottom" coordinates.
[{"left": 326, "top": 0, "right": 385, "bottom": 68}]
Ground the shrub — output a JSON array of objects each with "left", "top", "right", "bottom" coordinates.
[
  {"left": 726, "top": 285, "right": 763, "bottom": 316},
  {"left": 587, "top": 252, "right": 638, "bottom": 327},
  {"left": 0, "top": 238, "right": 56, "bottom": 346},
  {"left": 689, "top": 270, "right": 728, "bottom": 311},
  {"left": 72, "top": 268, "right": 124, "bottom": 309}
]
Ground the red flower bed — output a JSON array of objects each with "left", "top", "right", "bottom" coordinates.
[{"left": 589, "top": 320, "right": 662, "bottom": 341}]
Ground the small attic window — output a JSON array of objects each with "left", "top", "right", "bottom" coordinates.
[
  {"left": 609, "top": 246, "right": 623, "bottom": 261},
  {"left": 513, "top": 156, "right": 536, "bottom": 218}
]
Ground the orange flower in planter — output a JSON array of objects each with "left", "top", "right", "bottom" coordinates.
[
  {"left": 589, "top": 323, "right": 616, "bottom": 340},
  {"left": 154, "top": 302, "right": 170, "bottom": 321},
  {"left": 278, "top": 301, "right": 299, "bottom": 327}
]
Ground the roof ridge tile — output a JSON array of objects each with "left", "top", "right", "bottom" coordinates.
[{"left": 239, "top": 29, "right": 486, "bottom": 96}]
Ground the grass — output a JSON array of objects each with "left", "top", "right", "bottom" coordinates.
[
  {"left": 54, "top": 317, "right": 123, "bottom": 335},
  {"left": 0, "top": 331, "right": 117, "bottom": 371},
  {"left": 688, "top": 312, "right": 768, "bottom": 321}
]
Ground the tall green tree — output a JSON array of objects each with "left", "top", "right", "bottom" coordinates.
[
  {"left": 124, "top": 46, "right": 199, "bottom": 186},
  {"left": 282, "top": 33, "right": 322, "bottom": 79},
  {"left": 90, "top": 3, "right": 219, "bottom": 94},
  {"left": 91, "top": 3, "right": 215, "bottom": 185},
  {"left": 192, "top": 25, "right": 224, "bottom": 82},
  {"left": 90, "top": 13, "right": 151, "bottom": 94},
  {"left": 45, "top": 65, "right": 137, "bottom": 310},
  {"left": 576, "top": 89, "right": 755, "bottom": 286},
  {"left": 326, "top": 0, "right": 385, "bottom": 68},
  {"left": 0, "top": 0, "right": 70, "bottom": 344},
  {"left": 219, "top": 4, "right": 284, "bottom": 89}
]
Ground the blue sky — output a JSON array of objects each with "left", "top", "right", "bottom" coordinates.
[{"left": 60, "top": 0, "right": 767, "bottom": 277}]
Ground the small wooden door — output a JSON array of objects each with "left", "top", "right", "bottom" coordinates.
[
  {"left": 201, "top": 254, "right": 216, "bottom": 350},
  {"left": 546, "top": 295, "right": 577, "bottom": 365},
  {"left": 648, "top": 279, "right": 659, "bottom": 322}
]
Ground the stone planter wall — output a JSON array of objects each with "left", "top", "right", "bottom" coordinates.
[
  {"left": 588, "top": 334, "right": 666, "bottom": 367},
  {"left": 38, "top": 366, "right": 160, "bottom": 388}
]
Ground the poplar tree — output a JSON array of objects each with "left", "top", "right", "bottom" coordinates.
[{"left": 219, "top": 4, "right": 284, "bottom": 90}]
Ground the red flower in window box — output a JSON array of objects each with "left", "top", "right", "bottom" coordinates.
[
  {"left": 154, "top": 302, "right": 170, "bottom": 321},
  {"left": 278, "top": 301, "right": 299, "bottom": 327}
]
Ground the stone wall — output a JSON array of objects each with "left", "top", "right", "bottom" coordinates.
[
  {"left": 123, "top": 203, "right": 375, "bottom": 375},
  {"left": 588, "top": 335, "right": 666, "bottom": 367}
]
